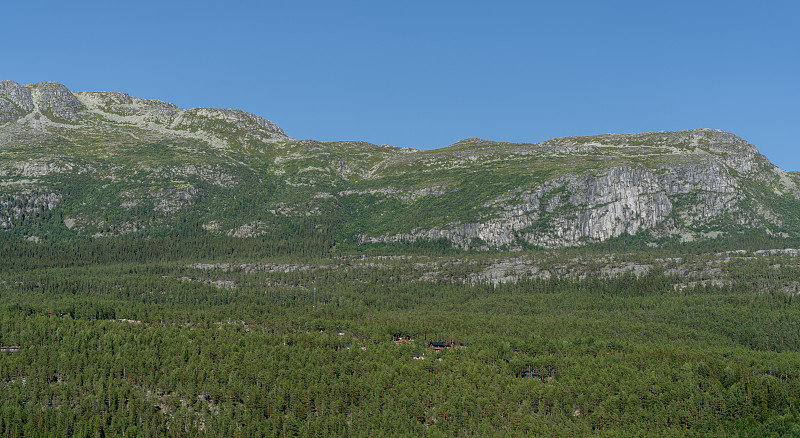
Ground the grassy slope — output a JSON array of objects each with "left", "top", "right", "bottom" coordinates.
[{"left": 3, "top": 98, "right": 800, "bottom": 249}]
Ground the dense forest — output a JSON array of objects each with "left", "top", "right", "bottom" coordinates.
[{"left": 2, "top": 233, "right": 800, "bottom": 436}]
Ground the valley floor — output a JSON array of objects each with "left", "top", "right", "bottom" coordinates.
[{"left": 2, "top": 240, "right": 800, "bottom": 436}]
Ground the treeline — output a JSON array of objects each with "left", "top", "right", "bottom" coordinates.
[
  {"left": 4, "top": 225, "right": 800, "bottom": 273},
  {"left": 0, "top": 222, "right": 336, "bottom": 270}
]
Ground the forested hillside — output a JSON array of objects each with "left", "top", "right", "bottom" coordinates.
[{"left": 2, "top": 233, "right": 800, "bottom": 436}]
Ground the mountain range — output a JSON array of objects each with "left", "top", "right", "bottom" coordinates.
[{"left": 2, "top": 80, "right": 799, "bottom": 251}]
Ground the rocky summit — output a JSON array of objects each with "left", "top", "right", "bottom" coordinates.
[{"left": 1, "top": 80, "right": 799, "bottom": 249}]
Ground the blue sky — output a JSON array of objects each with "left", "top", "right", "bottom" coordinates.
[{"left": 3, "top": 1, "right": 799, "bottom": 170}]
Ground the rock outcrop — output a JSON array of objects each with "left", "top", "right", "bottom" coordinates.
[
  {"left": 0, "top": 81, "right": 289, "bottom": 146},
  {"left": 0, "top": 80, "right": 35, "bottom": 123},
  {"left": 31, "top": 81, "right": 84, "bottom": 122}
]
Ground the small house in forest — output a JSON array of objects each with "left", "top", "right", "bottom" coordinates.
[
  {"left": 429, "top": 342, "right": 452, "bottom": 351},
  {"left": 1, "top": 346, "right": 20, "bottom": 352},
  {"left": 412, "top": 355, "right": 425, "bottom": 360},
  {"left": 523, "top": 371, "right": 543, "bottom": 380}
]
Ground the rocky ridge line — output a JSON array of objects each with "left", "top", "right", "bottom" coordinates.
[{"left": 0, "top": 80, "right": 289, "bottom": 144}]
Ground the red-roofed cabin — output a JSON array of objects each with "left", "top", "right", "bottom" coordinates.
[
  {"left": 429, "top": 342, "right": 452, "bottom": 351},
  {"left": 1, "top": 346, "right": 20, "bottom": 352}
]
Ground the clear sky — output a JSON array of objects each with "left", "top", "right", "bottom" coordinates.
[{"left": 3, "top": 1, "right": 798, "bottom": 170}]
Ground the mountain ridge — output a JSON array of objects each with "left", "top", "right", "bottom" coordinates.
[{"left": 1, "top": 80, "right": 799, "bottom": 251}]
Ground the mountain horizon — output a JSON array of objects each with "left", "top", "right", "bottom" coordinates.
[{"left": 2, "top": 79, "right": 799, "bottom": 251}]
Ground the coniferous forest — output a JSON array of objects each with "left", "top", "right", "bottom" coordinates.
[{"left": 2, "top": 232, "right": 800, "bottom": 437}]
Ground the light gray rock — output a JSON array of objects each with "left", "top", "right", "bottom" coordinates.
[
  {"left": 31, "top": 82, "right": 84, "bottom": 122},
  {"left": 0, "top": 80, "right": 35, "bottom": 123},
  {"left": 173, "top": 107, "right": 286, "bottom": 137}
]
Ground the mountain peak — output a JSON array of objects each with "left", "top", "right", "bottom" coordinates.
[
  {"left": 29, "top": 81, "right": 84, "bottom": 122},
  {"left": 0, "top": 80, "right": 289, "bottom": 144}
]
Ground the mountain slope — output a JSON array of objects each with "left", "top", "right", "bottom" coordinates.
[{"left": 1, "top": 80, "right": 799, "bottom": 250}]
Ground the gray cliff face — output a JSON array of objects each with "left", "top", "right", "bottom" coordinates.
[
  {"left": 361, "top": 166, "right": 677, "bottom": 248},
  {"left": 31, "top": 81, "right": 84, "bottom": 122},
  {"left": 526, "top": 167, "right": 674, "bottom": 247},
  {"left": 0, "top": 80, "right": 35, "bottom": 123}
]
